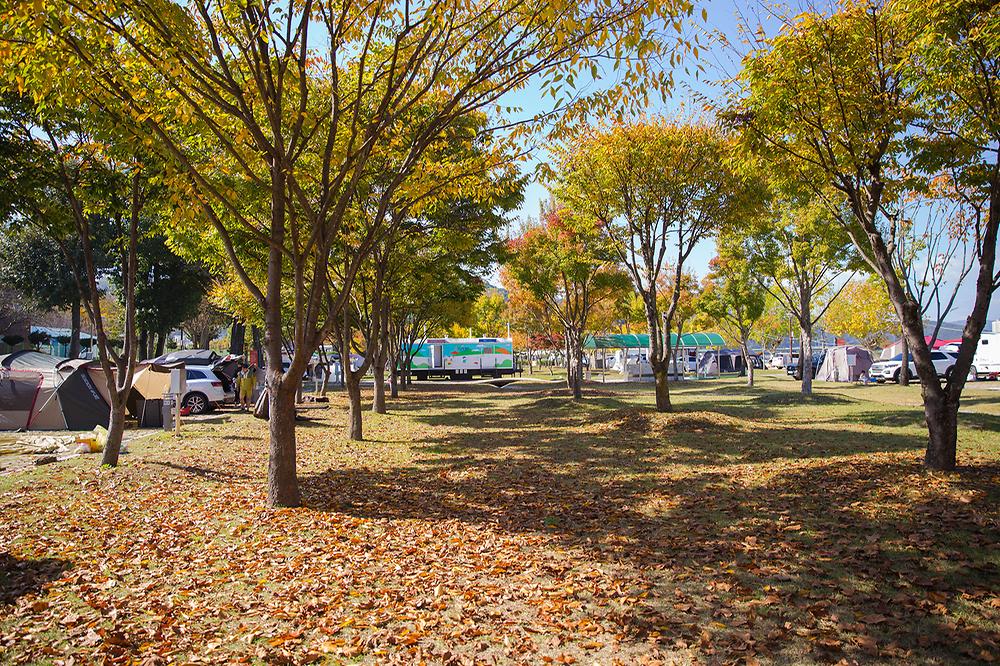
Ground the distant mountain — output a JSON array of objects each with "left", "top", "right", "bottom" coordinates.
[{"left": 484, "top": 282, "right": 508, "bottom": 300}]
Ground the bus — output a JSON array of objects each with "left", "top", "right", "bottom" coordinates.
[{"left": 405, "top": 337, "right": 516, "bottom": 380}]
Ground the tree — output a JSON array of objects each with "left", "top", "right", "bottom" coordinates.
[
  {"left": 734, "top": 0, "right": 1000, "bottom": 469},
  {"left": 115, "top": 232, "right": 212, "bottom": 358},
  {"left": 504, "top": 206, "right": 627, "bottom": 399},
  {"left": 737, "top": 196, "right": 856, "bottom": 395},
  {"left": 699, "top": 249, "right": 768, "bottom": 387},
  {"left": 4, "top": 0, "right": 694, "bottom": 507},
  {"left": 0, "top": 97, "right": 152, "bottom": 467},
  {"left": 0, "top": 226, "right": 91, "bottom": 358},
  {"left": 181, "top": 299, "right": 230, "bottom": 351},
  {"left": 823, "top": 278, "right": 899, "bottom": 350},
  {"left": 558, "top": 120, "right": 757, "bottom": 411},
  {"left": 658, "top": 270, "right": 702, "bottom": 377},
  {"left": 471, "top": 293, "right": 507, "bottom": 338},
  {"left": 0, "top": 286, "right": 36, "bottom": 341},
  {"left": 503, "top": 269, "right": 557, "bottom": 373}
]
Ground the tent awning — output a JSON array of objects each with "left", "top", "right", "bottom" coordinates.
[{"left": 584, "top": 332, "right": 726, "bottom": 349}]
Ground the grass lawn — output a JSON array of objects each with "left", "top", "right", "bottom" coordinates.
[{"left": 1, "top": 371, "right": 998, "bottom": 664}]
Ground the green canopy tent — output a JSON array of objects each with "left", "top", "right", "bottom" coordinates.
[
  {"left": 583, "top": 332, "right": 726, "bottom": 349},
  {"left": 583, "top": 332, "right": 727, "bottom": 380}
]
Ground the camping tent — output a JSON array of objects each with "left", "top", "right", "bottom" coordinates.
[
  {"left": 815, "top": 345, "right": 874, "bottom": 382},
  {"left": 150, "top": 349, "right": 219, "bottom": 365},
  {"left": 583, "top": 332, "right": 727, "bottom": 380},
  {"left": 0, "top": 351, "right": 110, "bottom": 430},
  {"left": 696, "top": 349, "right": 745, "bottom": 377}
]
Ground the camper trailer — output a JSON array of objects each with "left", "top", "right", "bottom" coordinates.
[
  {"left": 406, "top": 338, "right": 516, "bottom": 380},
  {"left": 938, "top": 322, "right": 1000, "bottom": 380},
  {"left": 972, "top": 324, "right": 1000, "bottom": 380}
]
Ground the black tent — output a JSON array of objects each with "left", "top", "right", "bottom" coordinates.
[{"left": 0, "top": 351, "right": 110, "bottom": 430}]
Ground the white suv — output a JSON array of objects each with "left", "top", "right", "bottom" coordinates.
[
  {"left": 182, "top": 367, "right": 235, "bottom": 414},
  {"left": 869, "top": 351, "right": 958, "bottom": 383}
]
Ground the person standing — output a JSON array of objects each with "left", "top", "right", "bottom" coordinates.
[{"left": 239, "top": 364, "right": 257, "bottom": 411}]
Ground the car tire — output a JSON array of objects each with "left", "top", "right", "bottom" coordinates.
[
  {"left": 183, "top": 392, "right": 209, "bottom": 415},
  {"left": 893, "top": 369, "right": 901, "bottom": 384}
]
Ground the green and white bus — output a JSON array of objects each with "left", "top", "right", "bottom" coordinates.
[{"left": 405, "top": 337, "right": 516, "bottom": 380}]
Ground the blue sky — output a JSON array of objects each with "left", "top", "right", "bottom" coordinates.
[
  {"left": 497, "top": 0, "right": 999, "bottom": 323},
  {"left": 497, "top": 0, "right": 767, "bottom": 285}
]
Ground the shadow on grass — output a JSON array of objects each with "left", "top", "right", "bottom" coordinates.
[
  {"left": 300, "top": 450, "right": 1000, "bottom": 662},
  {"left": 148, "top": 461, "right": 256, "bottom": 483},
  {"left": 297, "top": 381, "right": 1000, "bottom": 661},
  {"left": 0, "top": 553, "right": 71, "bottom": 606}
]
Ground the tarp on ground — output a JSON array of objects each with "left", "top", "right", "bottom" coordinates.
[
  {"left": 584, "top": 332, "right": 726, "bottom": 349},
  {"left": 816, "top": 345, "right": 874, "bottom": 382}
]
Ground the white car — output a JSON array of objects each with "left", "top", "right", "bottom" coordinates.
[
  {"left": 869, "top": 351, "right": 960, "bottom": 383},
  {"left": 182, "top": 367, "right": 235, "bottom": 414},
  {"left": 768, "top": 353, "right": 795, "bottom": 370}
]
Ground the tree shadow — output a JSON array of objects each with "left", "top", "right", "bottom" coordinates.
[
  {"left": 0, "top": 553, "right": 71, "bottom": 606},
  {"left": 148, "top": 461, "right": 256, "bottom": 483},
  {"left": 299, "top": 449, "right": 1000, "bottom": 662}
]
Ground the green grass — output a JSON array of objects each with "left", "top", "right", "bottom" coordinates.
[{"left": 1, "top": 372, "right": 998, "bottom": 664}]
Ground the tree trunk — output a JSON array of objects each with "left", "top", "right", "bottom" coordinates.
[
  {"left": 154, "top": 330, "right": 166, "bottom": 356},
  {"left": 800, "top": 323, "right": 813, "bottom": 396},
  {"left": 251, "top": 325, "right": 263, "bottom": 365},
  {"left": 564, "top": 335, "right": 573, "bottom": 389},
  {"left": 338, "top": 347, "right": 347, "bottom": 389},
  {"left": 69, "top": 299, "right": 81, "bottom": 359},
  {"left": 652, "top": 360, "right": 671, "bottom": 411},
  {"left": 899, "top": 328, "right": 910, "bottom": 386},
  {"left": 264, "top": 161, "right": 300, "bottom": 508},
  {"left": 230, "top": 319, "right": 246, "bottom": 356},
  {"left": 100, "top": 398, "right": 127, "bottom": 467},
  {"left": 923, "top": 388, "right": 958, "bottom": 470},
  {"left": 742, "top": 340, "right": 754, "bottom": 388},
  {"left": 388, "top": 352, "right": 399, "bottom": 398},
  {"left": 138, "top": 329, "right": 148, "bottom": 360},
  {"left": 372, "top": 360, "right": 387, "bottom": 414},
  {"left": 267, "top": 381, "right": 301, "bottom": 507},
  {"left": 568, "top": 332, "right": 583, "bottom": 400},
  {"left": 346, "top": 373, "right": 363, "bottom": 440}
]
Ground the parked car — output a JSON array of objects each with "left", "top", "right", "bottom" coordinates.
[
  {"left": 769, "top": 353, "right": 796, "bottom": 370},
  {"left": 749, "top": 354, "right": 764, "bottom": 370},
  {"left": 869, "top": 351, "right": 959, "bottom": 383},
  {"left": 182, "top": 367, "right": 235, "bottom": 414},
  {"left": 785, "top": 351, "right": 826, "bottom": 380}
]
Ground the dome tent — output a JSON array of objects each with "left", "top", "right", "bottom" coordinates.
[
  {"left": 815, "top": 345, "right": 874, "bottom": 382},
  {"left": 0, "top": 351, "right": 110, "bottom": 431}
]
